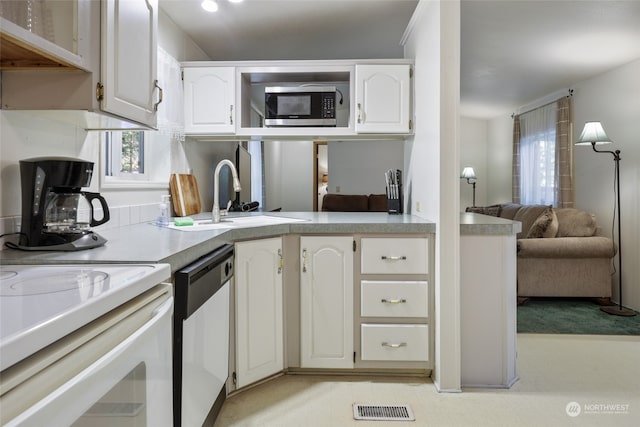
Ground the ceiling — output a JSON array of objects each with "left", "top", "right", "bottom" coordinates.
[{"left": 160, "top": 0, "right": 640, "bottom": 120}]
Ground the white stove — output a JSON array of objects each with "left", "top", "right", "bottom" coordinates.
[{"left": 0, "top": 263, "right": 171, "bottom": 371}]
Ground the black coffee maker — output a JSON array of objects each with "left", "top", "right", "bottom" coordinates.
[{"left": 17, "top": 157, "right": 110, "bottom": 251}]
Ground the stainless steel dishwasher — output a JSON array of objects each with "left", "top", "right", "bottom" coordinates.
[{"left": 173, "top": 244, "right": 233, "bottom": 427}]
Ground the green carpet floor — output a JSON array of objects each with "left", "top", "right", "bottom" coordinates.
[{"left": 517, "top": 298, "right": 640, "bottom": 335}]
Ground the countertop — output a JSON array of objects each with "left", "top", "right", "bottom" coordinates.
[{"left": 0, "top": 212, "right": 519, "bottom": 272}]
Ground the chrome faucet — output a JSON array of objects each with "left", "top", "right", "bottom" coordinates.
[{"left": 212, "top": 159, "right": 242, "bottom": 223}]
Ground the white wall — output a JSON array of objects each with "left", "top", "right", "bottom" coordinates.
[
  {"left": 486, "top": 115, "right": 513, "bottom": 204},
  {"left": 484, "top": 58, "right": 640, "bottom": 311},
  {"left": 459, "top": 117, "right": 487, "bottom": 209},
  {"left": 158, "top": 9, "right": 210, "bottom": 61},
  {"left": 263, "top": 141, "right": 314, "bottom": 212},
  {"left": 460, "top": 115, "right": 512, "bottom": 208},
  {"left": 572, "top": 58, "right": 640, "bottom": 311},
  {"left": 403, "top": 0, "right": 462, "bottom": 392},
  {"left": 327, "top": 140, "right": 404, "bottom": 195}
]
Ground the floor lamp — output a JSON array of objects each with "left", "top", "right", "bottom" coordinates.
[
  {"left": 461, "top": 167, "right": 477, "bottom": 207},
  {"left": 575, "top": 121, "right": 636, "bottom": 317}
]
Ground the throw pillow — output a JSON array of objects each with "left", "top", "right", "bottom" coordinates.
[
  {"left": 526, "top": 206, "right": 554, "bottom": 238},
  {"left": 543, "top": 208, "right": 559, "bottom": 238}
]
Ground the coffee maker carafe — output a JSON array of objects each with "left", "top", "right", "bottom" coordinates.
[{"left": 17, "top": 157, "right": 110, "bottom": 251}]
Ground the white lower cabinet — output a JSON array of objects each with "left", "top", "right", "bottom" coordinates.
[
  {"left": 361, "top": 280, "right": 428, "bottom": 318},
  {"left": 235, "top": 237, "right": 284, "bottom": 388},
  {"left": 300, "top": 236, "right": 354, "bottom": 369},
  {"left": 361, "top": 324, "right": 429, "bottom": 361},
  {"left": 358, "top": 236, "right": 432, "bottom": 367}
]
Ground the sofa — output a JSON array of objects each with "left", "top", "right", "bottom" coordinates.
[
  {"left": 467, "top": 203, "right": 616, "bottom": 302},
  {"left": 321, "top": 193, "right": 387, "bottom": 212}
]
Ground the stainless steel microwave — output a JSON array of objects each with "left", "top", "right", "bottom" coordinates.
[{"left": 264, "top": 86, "right": 336, "bottom": 127}]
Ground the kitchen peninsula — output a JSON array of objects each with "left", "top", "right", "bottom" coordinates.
[{"left": 1, "top": 211, "right": 520, "bottom": 390}]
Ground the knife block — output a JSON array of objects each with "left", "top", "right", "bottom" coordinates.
[{"left": 386, "top": 185, "right": 403, "bottom": 214}]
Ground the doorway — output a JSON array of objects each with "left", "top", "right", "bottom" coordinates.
[{"left": 313, "top": 141, "right": 328, "bottom": 211}]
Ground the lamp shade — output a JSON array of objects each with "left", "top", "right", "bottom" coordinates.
[
  {"left": 576, "top": 121, "right": 612, "bottom": 145},
  {"left": 461, "top": 167, "right": 476, "bottom": 180}
]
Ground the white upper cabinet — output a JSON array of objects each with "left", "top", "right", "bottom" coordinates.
[
  {"left": 101, "top": 0, "right": 159, "bottom": 128},
  {"left": 181, "top": 60, "right": 413, "bottom": 140},
  {"left": 0, "top": 0, "right": 91, "bottom": 70},
  {"left": 355, "top": 64, "right": 412, "bottom": 134},
  {"left": 0, "top": 0, "right": 158, "bottom": 130},
  {"left": 183, "top": 67, "right": 236, "bottom": 134}
]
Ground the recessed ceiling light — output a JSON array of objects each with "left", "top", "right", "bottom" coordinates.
[
  {"left": 201, "top": 0, "right": 218, "bottom": 12},
  {"left": 229, "top": 0, "right": 244, "bottom": 3}
]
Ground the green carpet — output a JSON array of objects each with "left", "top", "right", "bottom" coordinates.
[{"left": 517, "top": 298, "right": 640, "bottom": 335}]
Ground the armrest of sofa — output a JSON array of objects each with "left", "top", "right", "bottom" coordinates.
[{"left": 517, "top": 236, "right": 617, "bottom": 258}]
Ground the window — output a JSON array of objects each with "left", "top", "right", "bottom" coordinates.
[
  {"left": 101, "top": 130, "right": 170, "bottom": 189},
  {"left": 517, "top": 103, "right": 557, "bottom": 206},
  {"left": 513, "top": 96, "right": 574, "bottom": 208},
  {"left": 105, "top": 131, "right": 145, "bottom": 178}
]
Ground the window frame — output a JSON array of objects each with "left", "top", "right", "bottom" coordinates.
[{"left": 100, "top": 130, "right": 169, "bottom": 190}]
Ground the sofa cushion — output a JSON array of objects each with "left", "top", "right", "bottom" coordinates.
[
  {"left": 517, "top": 236, "right": 617, "bottom": 258},
  {"left": 465, "top": 204, "right": 501, "bottom": 216},
  {"left": 513, "top": 204, "right": 550, "bottom": 239},
  {"left": 526, "top": 206, "right": 554, "bottom": 238},
  {"left": 555, "top": 208, "right": 597, "bottom": 237},
  {"left": 368, "top": 194, "right": 388, "bottom": 212},
  {"left": 322, "top": 194, "right": 368, "bottom": 211},
  {"left": 498, "top": 203, "right": 523, "bottom": 220}
]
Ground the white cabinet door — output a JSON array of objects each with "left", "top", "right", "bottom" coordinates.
[
  {"left": 184, "top": 67, "right": 236, "bottom": 134},
  {"left": 300, "top": 236, "right": 354, "bottom": 369},
  {"left": 102, "top": 0, "right": 159, "bottom": 128},
  {"left": 235, "top": 238, "right": 284, "bottom": 388},
  {"left": 355, "top": 64, "right": 411, "bottom": 134}
]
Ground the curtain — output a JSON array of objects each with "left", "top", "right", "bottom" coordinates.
[
  {"left": 512, "top": 96, "right": 574, "bottom": 207},
  {"left": 512, "top": 115, "right": 521, "bottom": 203},
  {"left": 157, "top": 47, "right": 185, "bottom": 142},
  {"left": 555, "top": 96, "right": 574, "bottom": 207}
]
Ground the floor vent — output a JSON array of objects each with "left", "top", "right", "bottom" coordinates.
[{"left": 353, "top": 404, "right": 415, "bottom": 421}]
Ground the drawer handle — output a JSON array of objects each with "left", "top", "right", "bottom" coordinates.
[
  {"left": 381, "top": 256, "right": 407, "bottom": 261},
  {"left": 382, "top": 342, "right": 407, "bottom": 349},
  {"left": 381, "top": 298, "right": 407, "bottom": 304}
]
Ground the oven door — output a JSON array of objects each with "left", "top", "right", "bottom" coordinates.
[{"left": 2, "top": 289, "right": 173, "bottom": 427}]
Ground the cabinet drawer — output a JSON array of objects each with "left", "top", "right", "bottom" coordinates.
[
  {"left": 361, "top": 238, "right": 428, "bottom": 275},
  {"left": 361, "top": 324, "right": 428, "bottom": 361},
  {"left": 361, "top": 281, "right": 428, "bottom": 318}
]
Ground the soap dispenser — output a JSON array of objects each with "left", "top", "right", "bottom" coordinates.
[{"left": 157, "top": 195, "right": 171, "bottom": 226}]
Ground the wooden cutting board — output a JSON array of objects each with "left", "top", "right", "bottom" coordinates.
[{"left": 169, "top": 174, "right": 202, "bottom": 217}]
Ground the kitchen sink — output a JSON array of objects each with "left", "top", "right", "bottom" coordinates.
[{"left": 168, "top": 215, "right": 307, "bottom": 231}]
